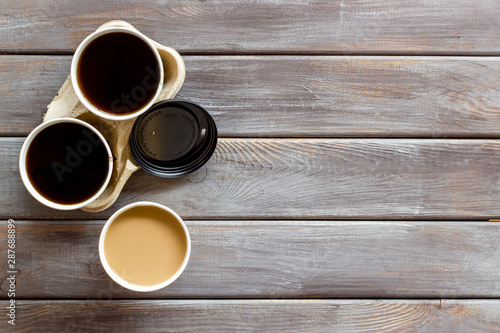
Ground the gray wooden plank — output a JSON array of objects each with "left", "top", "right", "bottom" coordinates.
[
  {"left": 4, "top": 138, "right": 500, "bottom": 220},
  {"left": 1, "top": 220, "right": 499, "bottom": 298},
  {"left": 1, "top": 1, "right": 499, "bottom": 54},
  {"left": 3, "top": 55, "right": 500, "bottom": 137},
  {"left": 1, "top": 300, "right": 499, "bottom": 332}
]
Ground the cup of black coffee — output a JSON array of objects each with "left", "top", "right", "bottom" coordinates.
[
  {"left": 19, "top": 118, "right": 113, "bottom": 210},
  {"left": 71, "top": 27, "right": 164, "bottom": 121}
]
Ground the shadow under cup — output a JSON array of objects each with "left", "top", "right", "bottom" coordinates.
[
  {"left": 19, "top": 118, "right": 113, "bottom": 211},
  {"left": 71, "top": 27, "right": 164, "bottom": 121}
]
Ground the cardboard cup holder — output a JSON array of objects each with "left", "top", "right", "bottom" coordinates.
[{"left": 43, "top": 20, "right": 186, "bottom": 212}]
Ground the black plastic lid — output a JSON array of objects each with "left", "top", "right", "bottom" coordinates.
[{"left": 130, "top": 100, "right": 218, "bottom": 177}]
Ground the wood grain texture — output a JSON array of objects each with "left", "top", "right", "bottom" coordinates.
[
  {"left": 3, "top": 55, "right": 500, "bottom": 137},
  {"left": 1, "top": 1, "right": 499, "bottom": 54},
  {"left": 1, "top": 220, "right": 499, "bottom": 299},
  {"left": 4, "top": 138, "right": 500, "bottom": 220},
  {"left": 1, "top": 300, "right": 499, "bottom": 332}
]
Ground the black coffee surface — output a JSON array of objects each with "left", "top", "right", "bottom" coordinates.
[
  {"left": 77, "top": 32, "right": 160, "bottom": 114},
  {"left": 27, "top": 123, "right": 109, "bottom": 205}
]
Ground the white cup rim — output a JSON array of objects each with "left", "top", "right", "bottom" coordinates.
[
  {"left": 99, "top": 201, "right": 191, "bottom": 292},
  {"left": 70, "top": 26, "right": 164, "bottom": 121},
  {"left": 19, "top": 118, "right": 113, "bottom": 210}
]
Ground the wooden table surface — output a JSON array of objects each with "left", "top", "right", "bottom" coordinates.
[{"left": 2, "top": 1, "right": 500, "bottom": 332}]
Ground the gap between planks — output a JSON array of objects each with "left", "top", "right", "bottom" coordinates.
[{"left": 3, "top": 51, "right": 500, "bottom": 57}]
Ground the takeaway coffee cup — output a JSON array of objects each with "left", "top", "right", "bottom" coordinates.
[
  {"left": 71, "top": 26, "right": 164, "bottom": 121},
  {"left": 129, "top": 100, "right": 218, "bottom": 177},
  {"left": 19, "top": 118, "right": 113, "bottom": 210},
  {"left": 99, "top": 201, "right": 191, "bottom": 292}
]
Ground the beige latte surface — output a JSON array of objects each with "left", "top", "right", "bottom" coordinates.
[
  {"left": 103, "top": 206, "right": 188, "bottom": 287},
  {"left": 43, "top": 20, "right": 185, "bottom": 212}
]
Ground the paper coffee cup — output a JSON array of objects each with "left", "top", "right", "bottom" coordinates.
[
  {"left": 99, "top": 201, "right": 191, "bottom": 292},
  {"left": 19, "top": 118, "right": 113, "bottom": 210},
  {"left": 71, "top": 26, "right": 164, "bottom": 121}
]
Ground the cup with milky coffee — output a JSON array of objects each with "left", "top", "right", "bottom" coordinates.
[
  {"left": 99, "top": 201, "right": 191, "bottom": 292},
  {"left": 71, "top": 27, "right": 164, "bottom": 121}
]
